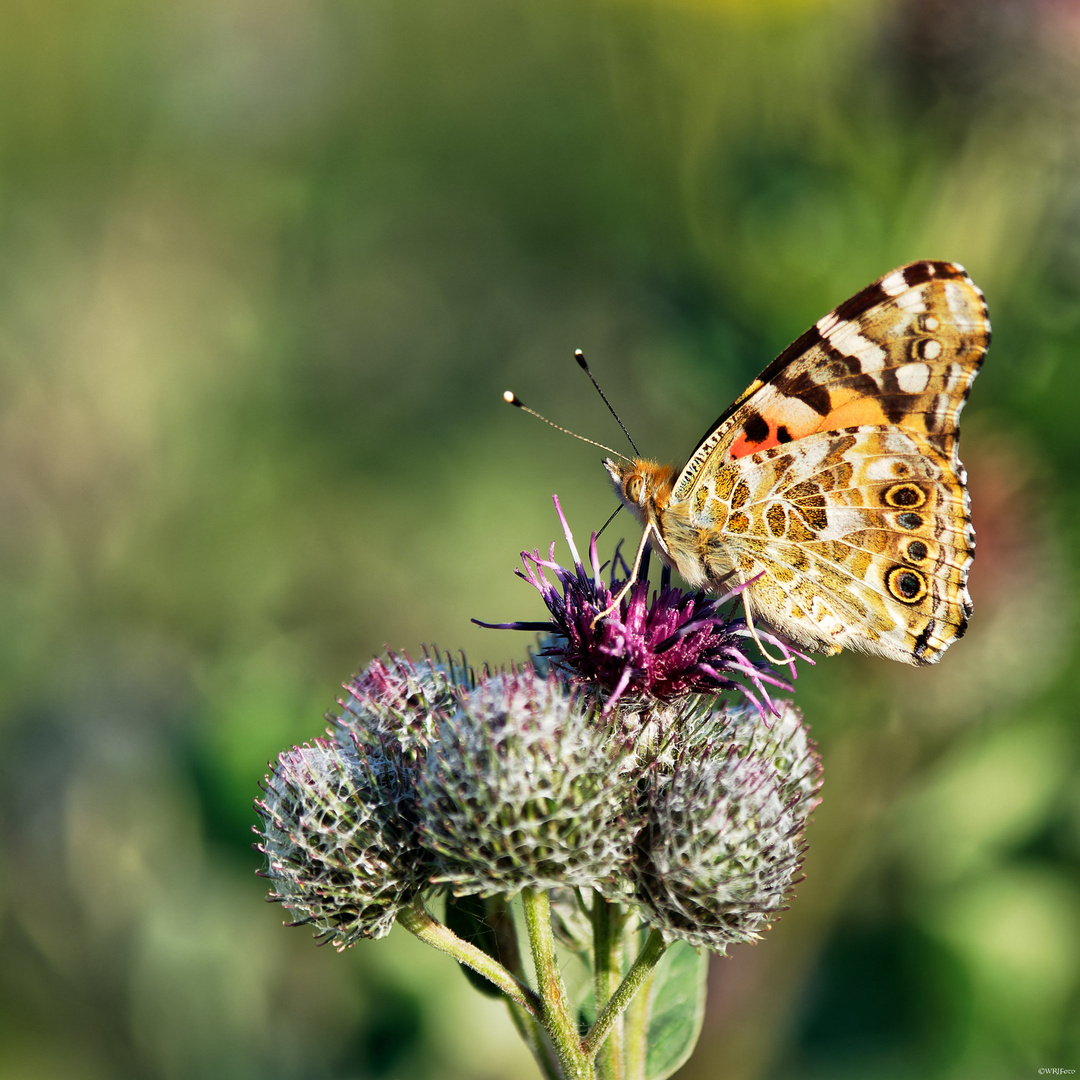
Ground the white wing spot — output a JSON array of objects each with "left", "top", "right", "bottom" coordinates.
[
  {"left": 896, "top": 362, "right": 931, "bottom": 393},
  {"left": 825, "top": 319, "right": 887, "bottom": 372},
  {"left": 921, "top": 338, "right": 942, "bottom": 360},
  {"left": 895, "top": 289, "right": 929, "bottom": 312},
  {"left": 923, "top": 315, "right": 939, "bottom": 331},
  {"left": 881, "top": 430, "right": 919, "bottom": 455},
  {"left": 881, "top": 270, "right": 908, "bottom": 296},
  {"left": 816, "top": 311, "right": 839, "bottom": 335}
]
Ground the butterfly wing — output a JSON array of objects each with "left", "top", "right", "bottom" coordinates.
[
  {"left": 677, "top": 428, "right": 974, "bottom": 663},
  {"left": 673, "top": 261, "right": 989, "bottom": 498},
  {"left": 665, "top": 261, "right": 989, "bottom": 665}
]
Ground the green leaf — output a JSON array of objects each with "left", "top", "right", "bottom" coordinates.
[
  {"left": 644, "top": 941, "right": 709, "bottom": 1080},
  {"left": 444, "top": 893, "right": 503, "bottom": 998}
]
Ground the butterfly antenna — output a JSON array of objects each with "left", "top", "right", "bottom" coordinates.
[
  {"left": 503, "top": 391, "right": 633, "bottom": 462},
  {"left": 574, "top": 349, "right": 641, "bottom": 455}
]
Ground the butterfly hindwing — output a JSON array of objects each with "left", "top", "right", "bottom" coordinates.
[{"left": 677, "top": 427, "right": 974, "bottom": 663}]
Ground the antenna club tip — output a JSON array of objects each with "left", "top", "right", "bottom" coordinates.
[
  {"left": 574, "top": 349, "right": 588, "bottom": 369},
  {"left": 503, "top": 390, "right": 521, "bottom": 406}
]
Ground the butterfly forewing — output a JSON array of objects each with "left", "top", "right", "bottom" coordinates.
[{"left": 673, "top": 261, "right": 989, "bottom": 499}]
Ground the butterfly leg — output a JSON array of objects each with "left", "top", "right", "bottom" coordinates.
[
  {"left": 590, "top": 524, "right": 654, "bottom": 626},
  {"left": 740, "top": 588, "right": 790, "bottom": 665}
]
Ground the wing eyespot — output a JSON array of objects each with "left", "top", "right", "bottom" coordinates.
[
  {"left": 882, "top": 483, "right": 927, "bottom": 509},
  {"left": 886, "top": 565, "right": 928, "bottom": 604},
  {"left": 895, "top": 511, "right": 924, "bottom": 531},
  {"left": 905, "top": 539, "right": 929, "bottom": 563}
]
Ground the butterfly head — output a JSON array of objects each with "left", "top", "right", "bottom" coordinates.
[{"left": 604, "top": 457, "right": 677, "bottom": 524}]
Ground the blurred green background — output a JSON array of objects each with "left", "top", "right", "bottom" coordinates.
[{"left": 1, "top": 0, "right": 1077, "bottom": 1077}]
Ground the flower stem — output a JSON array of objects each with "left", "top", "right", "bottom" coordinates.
[
  {"left": 621, "top": 953, "right": 658, "bottom": 1080},
  {"left": 584, "top": 930, "right": 667, "bottom": 1061},
  {"left": 522, "top": 887, "right": 593, "bottom": 1080},
  {"left": 591, "top": 894, "right": 625, "bottom": 1079},
  {"left": 396, "top": 901, "right": 541, "bottom": 1018}
]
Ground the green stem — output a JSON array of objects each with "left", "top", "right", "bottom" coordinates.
[
  {"left": 584, "top": 930, "right": 667, "bottom": 1061},
  {"left": 523, "top": 888, "right": 592, "bottom": 1080},
  {"left": 621, "top": 951, "right": 658, "bottom": 1080},
  {"left": 483, "top": 897, "right": 567, "bottom": 1075},
  {"left": 591, "top": 894, "right": 624, "bottom": 1079},
  {"left": 396, "top": 902, "right": 541, "bottom": 1019}
]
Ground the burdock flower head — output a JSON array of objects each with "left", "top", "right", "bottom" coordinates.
[
  {"left": 333, "top": 648, "right": 465, "bottom": 763},
  {"left": 476, "top": 495, "right": 807, "bottom": 716},
  {"left": 255, "top": 738, "right": 429, "bottom": 947},
  {"left": 255, "top": 494, "right": 825, "bottom": 1079},
  {"left": 632, "top": 699, "right": 822, "bottom": 952},
  {"left": 256, "top": 650, "right": 468, "bottom": 949},
  {"left": 417, "top": 668, "right": 637, "bottom": 896}
]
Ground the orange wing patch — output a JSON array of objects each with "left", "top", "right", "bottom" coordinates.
[{"left": 726, "top": 387, "right": 831, "bottom": 459}]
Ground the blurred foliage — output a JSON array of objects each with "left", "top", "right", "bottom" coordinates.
[{"left": 0, "top": 0, "right": 1078, "bottom": 1077}]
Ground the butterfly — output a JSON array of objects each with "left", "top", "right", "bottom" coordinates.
[{"left": 605, "top": 260, "right": 990, "bottom": 665}]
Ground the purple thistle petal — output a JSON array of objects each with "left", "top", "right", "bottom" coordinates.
[{"left": 553, "top": 494, "right": 585, "bottom": 570}]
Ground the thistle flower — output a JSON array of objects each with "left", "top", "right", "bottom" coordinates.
[
  {"left": 631, "top": 700, "right": 822, "bottom": 953},
  {"left": 255, "top": 740, "right": 429, "bottom": 949},
  {"left": 417, "top": 669, "right": 637, "bottom": 896},
  {"left": 475, "top": 496, "right": 806, "bottom": 715}
]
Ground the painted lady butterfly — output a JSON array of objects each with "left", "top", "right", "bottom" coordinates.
[{"left": 606, "top": 261, "right": 990, "bottom": 665}]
